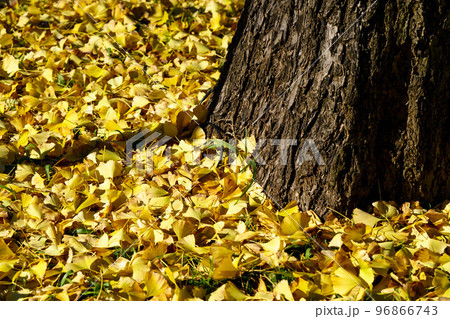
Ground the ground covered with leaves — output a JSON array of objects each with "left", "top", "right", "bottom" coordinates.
[{"left": 1, "top": 0, "right": 450, "bottom": 301}]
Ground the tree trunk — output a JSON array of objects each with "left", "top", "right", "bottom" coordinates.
[{"left": 206, "top": 0, "right": 450, "bottom": 217}]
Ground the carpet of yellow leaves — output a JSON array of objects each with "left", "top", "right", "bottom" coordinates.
[{"left": 1, "top": 0, "right": 450, "bottom": 301}]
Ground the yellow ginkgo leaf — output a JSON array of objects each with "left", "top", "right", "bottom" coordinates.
[
  {"left": 132, "top": 257, "right": 151, "bottom": 283},
  {"left": 177, "top": 234, "right": 196, "bottom": 252},
  {"left": 85, "top": 2, "right": 108, "bottom": 19},
  {"left": 104, "top": 120, "right": 122, "bottom": 132},
  {"left": 208, "top": 284, "right": 227, "bottom": 301},
  {"left": 419, "top": 238, "right": 448, "bottom": 254},
  {"left": 195, "top": 42, "right": 210, "bottom": 54},
  {"left": 30, "top": 260, "right": 47, "bottom": 281},
  {"left": 226, "top": 202, "right": 246, "bottom": 216},
  {"left": 96, "top": 149, "right": 122, "bottom": 162},
  {"left": 43, "top": 244, "right": 66, "bottom": 257},
  {"left": 41, "top": 68, "right": 53, "bottom": 82},
  {"left": 86, "top": 64, "right": 109, "bottom": 78},
  {"left": 353, "top": 208, "right": 380, "bottom": 228},
  {"left": 108, "top": 229, "right": 133, "bottom": 248},
  {"left": 132, "top": 96, "right": 150, "bottom": 108},
  {"left": 0, "top": 260, "right": 18, "bottom": 272},
  {"left": 358, "top": 259, "right": 374, "bottom": 288},
  {"left": 373, "top": 201, "right": 399, "bottom": 218},
  {"left": 26, "top": 203, "right": 42, "bottom": 220},
  {"left": 0, "top": 239, "right": 15, "bottom": 259},
  {"left": 145, "top": 272, "right": 169, "bottom": 298},
  {"left": 21, "top": 95, "right": 41, "bottom": 109},
  {"left": 2, "top": 54, "right": 19, "bottom": 76},
  {"left": 433, "top": 269, "right": 450, "bottom": 295},
  {"left": 94, "top": 233, "right": 109, "bottom": 248},
  {"left": 66, "top": 255, "right": 98, "bottom": 272},
  {"left": 75, "top": 195, "right": 100, "bottom": 213},
  {"left": 108, "top": 76, "right": 123, "bottom": 89},
  {"left": 164, "top": 266, "right": 178, "bottom": 287},
  {"left": 67, "top": 238, "right": 88, "bottom": 253},
  {"left": 281, "top": 212, "right": 309, "bottom": 235},
  {"left": 66, "top": 174, "right": 84, "bottom": 189},
  {"left": 55, "top": 290, "right": 70, "bottom": 301},
  {"left": 261, "top": 237, "right": 281, "bottom": 254},
  {"left": 329, "top": 233, "right": 343, "bottom": 248},
  {"left": 331, "top": 268, "right": 362, "bottom": 296},
  {"left": 212, "top": 256, "right": 238, "bottom": 280},
  {"left": 274, "top": 280, "right": 294, "bottom": 301},
  {"left": 146, "top": 184, "right": 169, "bottom": 198},
  {"left": 31, "top": 173, "right": 46, "bottom": 188},
  {"left": 172, "top": 220, "right": 196, "bottom": 240},
  {"left": 149, "top": 196, "right": 171, "bottom": 209},
  {"left": 97, "top": 160, "right": 122, "bottom": 179},
  {"left": 0, "top": 34, "right": 14, "bottom": 47},
  {"left": 224, "top": 282, "right": 248, "bottom": 301}
]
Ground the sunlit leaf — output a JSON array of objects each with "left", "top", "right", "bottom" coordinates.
[
  {"left": 2, "top": 54, "right": 19, "bottom": 76},
  {"left": 274, "top": 280, "right": 294, "bottom": 301},
  {"left": 145, "top": 272, "right": 170, "bottom": 298},
  {"left": 418, "top": 238, "right": 448, "bottom": 254},
  {"left": 353, "top": 208, "right": 380, "bottom": 228},
  {"left": 212, "top": 256, "right": 238, "bottom": 280},
  {"left": 331, "top": 268, "right": 362, "bottom": 296},
  {"left": 66, "top": 255, "right": 98, "bottom": 272},
  {"left": 75, "top": 195, "right": 100, "bottom": 213},
  {"left": 30, "top": 260, "right": 47, "bottom": 281},
  {"left": 0, "top": 239, "right": 15, "bottom": 259}
]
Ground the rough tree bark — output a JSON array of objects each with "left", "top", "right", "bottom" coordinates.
[{"left": 206, "top": 0, "right": 449, "bottom": 217}]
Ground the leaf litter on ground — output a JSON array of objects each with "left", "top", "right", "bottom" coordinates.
[{"left": 0, "top": 0, "right": 450, "bottom": 301}]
